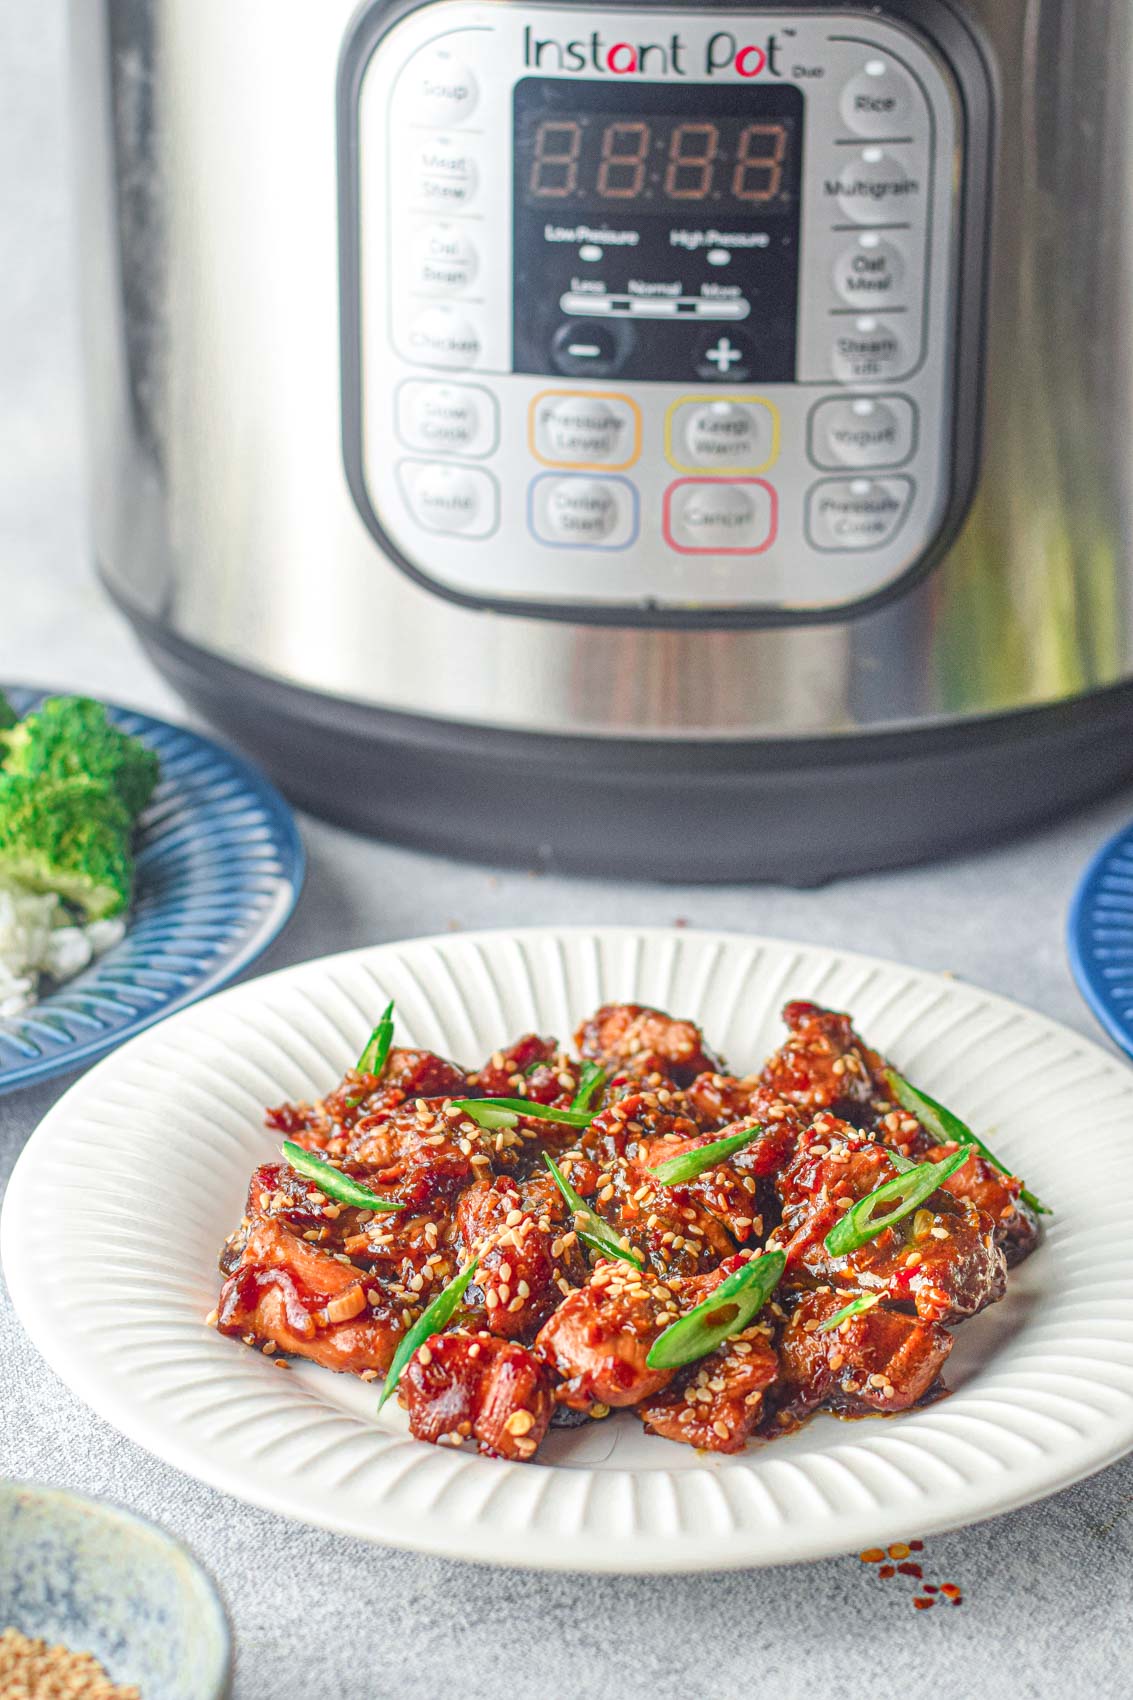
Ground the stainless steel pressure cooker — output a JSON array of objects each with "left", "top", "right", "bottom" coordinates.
[{"left": 74, "top": 0, "right": 1133, "bottom": 878}]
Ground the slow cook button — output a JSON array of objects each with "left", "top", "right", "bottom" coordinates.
[
  {"left": 833, "top": 235, "right": 906, "bottom": 306},
  {"left": 396, "top": 380, "right": 498, "bottom": 457},
  {"left": 836, "top": 148, "right": 922, "bottom": 224},
  {"left": 410, "top": 141, "right": 479, "bottom": 210},
  {"left": 806, "top": 476, "right": 913, "bottom": 551},
  {"left": 663, "top": 479, "right": 776, "bottom": 554},
  {"left": 532, "top": 392, "right": 640, "bottom": 467},
  {"left": 529, "top": 475, "right": 637, "bottom": 549},
  {"left": 410, "top": 224, "right": 478, "bottom": 295},
  {"left": 406, "top": 305, "right": 481, "bottom": 369},
  {"left": 831, "top": 317, "right": 906, "bottom": 382},
  {"left": 400, "top": 461, "right": 497, "bottom": 537},
  {"left": 809, "top": 395, "right": 915, "bottom": 469},
  {"left": 402, "top": 47, "right": 479, "bottom": 127},
  {"left": 839, "top": 60, "right": 915, "bottom": 137}
]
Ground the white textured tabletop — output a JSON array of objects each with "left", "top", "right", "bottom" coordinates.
[{"left": 4, "top": 6, "right": 1133, "bottom": 1696}]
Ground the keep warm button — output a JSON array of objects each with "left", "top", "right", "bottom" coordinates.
[{"left": 806, "top": 476, "right": 913, "bottom": 552}]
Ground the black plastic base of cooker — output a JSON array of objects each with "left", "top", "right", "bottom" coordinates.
[{"left": 123, "top": 605, "right": 1133, "bottom": 885}]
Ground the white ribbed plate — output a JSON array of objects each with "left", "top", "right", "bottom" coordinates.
[{"left": 5, "top": 927, "right": 1133, "bottom": 1573}]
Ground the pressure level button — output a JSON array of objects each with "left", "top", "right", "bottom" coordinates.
[
  {"left": 404, "top": 47, "right": 479, "bottom": 127},
  {"left": 840, "top": 60, "right": 914, "bottom": 137}
]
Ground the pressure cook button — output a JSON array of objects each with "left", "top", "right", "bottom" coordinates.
[
  {"left": 551, "top": 320, "right": 632, "bottom": 378},
  {"left": 404, "top": 47, "right": 479, "bottom": 127},
  {"left": 809, "top": 395, "right": 915, "bottom": 470},
  {"left": 833, "top": 235, "right": 906, "bottom": 306},
  {"left": 806, "top": 476, "right": 912, "bottom": 551},
  {"left": 836, "top": 148, "right": 922, "bottom": 224},
  {"left": 411, "top": 224, "right": 478, "bottom": 295},
  {"left": 529, "top": 475, "right": 637, "bottom": 549},
  {"left": 411, "top": 140, "right": 479, "bottom": 209},
  {"left": 840, "top": 60, "right": 915, "bottom": 137},
  {"left": 663, "top": 479, "right": 775, "bottom": 554},
  {"left": 533, "top": 394, "right": 638, "bottom": 466},
  {"left": 673, "top": 400, "right": 774, "bottom": 470},
  {"left": 397, "top": 380, "right": 498, "bottom": 457},
  {"left": 407, "top": 306, "right": 481, "bottom": 369},
  {"left": 400, "top": 461, "right": 497, "bottom": 537},
  {"left": 831, "top": 317, "right": 906, "bottom": 383}
]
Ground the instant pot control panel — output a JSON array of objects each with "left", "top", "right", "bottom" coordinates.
[{"left": 340, "top": 2, "right": 990, "bottom": 623}]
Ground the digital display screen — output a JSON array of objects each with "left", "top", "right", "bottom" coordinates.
[{"left": 516, "top": 103, "right": 798, "bottom": 218}]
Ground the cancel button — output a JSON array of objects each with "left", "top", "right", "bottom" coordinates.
[{"left": 806, "top": 476, "right": 913, "bottom": 551}]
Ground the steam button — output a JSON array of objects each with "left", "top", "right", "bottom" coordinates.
[
  {"left": 831, "top": 317, "right": 906, "bottom": 383},
  {"left": 840, "top": 60, "right": 915, "bottom": 137},
  {"left": 404, "top": 48, "right": 479, "bottom": 126}
]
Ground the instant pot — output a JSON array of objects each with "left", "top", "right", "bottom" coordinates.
[{"left": 73, "top": 0, "right": 1133, "bottom": 879}]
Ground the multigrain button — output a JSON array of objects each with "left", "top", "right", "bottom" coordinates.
[
  {"left": 840, "top": 60, "right": 914, "bottom": 137},
  {"left": 806, "top": 476, "right": 913, "bottom": 550},
  {"left": 529, "top": 475, "right": 637, "bottom": 549},
  {"left": 831, "top": 317, "right": 905, "bottom": 382},
  {"left": 404, "top": 47, "right": 479, "bottom": 127},
  {"left": 411, "top": 224, "right": 478, "bottom": 295},
  {"left": 400, "top": 461, "right": 498, "bottom": 536},
  {"left": 809, "top": 395, "right": 915, "bottom": 469},
  {"left": 836, "top": 148, "right": 922, "bottom": 225},
  {"left": 406, "top": 305, "right": 481, "bottom": 369},
  {"left": 411, "top": 139, "right": 479, "bottom": 210},
  {"left": 396, "top": 381, "right": 498, "bottom": 457},
  {"left": 663, "top": 479, "right": 776, "bottom": 554},
  {"left": 833, "top": 235, "right": 906, "bottom": 306}
]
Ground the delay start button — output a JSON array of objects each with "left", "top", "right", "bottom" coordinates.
[
  {"left": 806, "top": 476, "right": 913, "bottom": 551},
  {"left": 663, "top": 478, "right": 776, "bottom": 554},
  {"left": 529, "top": 474, "right": 638, "bottom": 550}
]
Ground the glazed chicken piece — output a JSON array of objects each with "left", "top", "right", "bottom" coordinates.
[
  {"left": 759, "top": 1001, "right": 894, "bottom": 1127},
  {"left": 400, "top": 1331, "right": 554, "bottom": 1460},
  {"left": 637, "top": 1116, "right": 798, "bottom": 1245},
  {"left": 265, "top": 1046, "right": 470, "bottom": 1152},
  {"left": 345, "top": 1099, "right": 476, "bottom": 1210},
  {"left": 216, "top": 1215, "right": 404, "bottom": 1374},
  {"left": 558, "top": 1141, "right": 737, "bottom": 1276},
  {"left": 470, "top": 1033, "right": 583, "bottom": 1110},
  {"left": 638, "top": 1327, "right": 779, "bottom": 1452},
  {"left": 535, "top": 1261, "right": 683, "bottom": 1410},
  {"left": 923, "top": 1144, "right": 1039, "bottom": 1265},
  {"left": 779, "top": 1289, "right": 952, "bottom": 1415},
  {"left": 455, "top": 1174, "right": 587, "bottom": 1339},
  {"left": 576, "top": 1003, "right": 719, "bottom": 1087}
]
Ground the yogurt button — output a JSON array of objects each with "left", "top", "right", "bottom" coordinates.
[
  {"left": 836, "top": 148, "right": 921, "bottom": 224},
  {"left": 831, "top": 317, "right": 906, "bottom": 383},
  {"left": 403, "top": 462, "right": 496, "bottom": 535},
  {"left": 680, "top": 401, "right": 768, "bottom": 468},
  {"left": 406, "top": 306, "right": 481, "bottom": 369},
  {"left": 404, "top": 49, "right": 478, "bottom": 126},
  {"left": 667, "top": 481, "right": 771, "bottom": 552},
  {"left": 811, "top": 396, "right": 912, "bottom": 469},
  {"left": 807, "top": 476, "right": 912, "bottom": 550},
  {"left": 840, "top": 61, "right": 915, "bottom": 137},
  {"left": 833, "top": 235, "right": 906, "bottom": 306},
  {"left": 544, "top": 478, "right": 620, "bottom": 542},
  {"left": 410, "top": 225, "right": 478, "bottom": 294}
]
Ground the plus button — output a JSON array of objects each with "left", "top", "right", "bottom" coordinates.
[
  {"left": 704, "top": 336, "right": 743, "bottom": 374},
  {"left": 695, "top": 327, "right": 754, "bottom": 381}
]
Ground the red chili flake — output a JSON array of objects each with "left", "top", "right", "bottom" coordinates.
[
  {"left": 888, "top": 1542, "right": 911, "bottom": 1560},
  {"left": 922, "top": 1583, "right": 938, "bottom": 1594},
  {"left": 913, "top": 1597, "right": 935, "bottom": 1611},
  {"left": 878, "top": 1564, "right": 896, "bottom": 1579},
  {"left": 909, "top": 1539, "right": 924, "bottom": 1551},
  {"left": 897, "top": 1562, "right": 923, "bottom": 1579},
  {"left": 940, "top": 1584, "right": 962, "bottom": 1603},
  {"left": 859, "top": 1548, "right": 885, "bottom": 1564}
]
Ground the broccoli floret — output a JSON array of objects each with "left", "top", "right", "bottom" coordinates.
[
  {"left": 0, "top": 690, "right": 16, "bottom": 734},
  {"left": 0, "top": 774, "right": 134, "bottom": 919},
  {"left": 1, "top": 695, "right": 159, "bottom": 817}
]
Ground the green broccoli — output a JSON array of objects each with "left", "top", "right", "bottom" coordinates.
[
  {"left": 0, "top": 774, "right": 134, "bottom": 919},
  {"left": 1, "top": 695, "right": 159, "bottom": 817},
  {"left": 0, "top": 690, "right": 16, "bottom": 734}
]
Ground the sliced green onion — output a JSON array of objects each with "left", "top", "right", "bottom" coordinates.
[
  {"left": 824, "top": 1144, "right": 975, "bottom": 1258},
  {"left": 646, "top": 1251, "right": 786, "bottom": 1370},
  {"left": 571, "top": 1061, "right": 607, "bottom": 1113},
  {"left": 282, "top": 1141, "right": 405, "bottom": 1213},
  {"left": 451, "top": 1097, "right": 596, "bottom": 1131},
  {"left": 886, "top": 1146, "right": 917, "bottom": 1174},
  {"left": 817, "top": 1292, "right": 882, "bottom": 1333},
  {"left": 377, "top": 1256, "right": 479, "bottom": 1412},
  {"left": 649, "top": 1123, "right": 763, "bottom": 1186},
  {"left": 357, "top": 1000, "right": 395, "bottom": 1076},
  {"left": 542, "top": 1152, "right": 642, "bottom": 1269},
  {"left": 886, "top": 1068, "right": 1050, "bottom": 1216}
]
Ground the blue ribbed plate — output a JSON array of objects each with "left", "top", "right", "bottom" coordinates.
[
  {"left": 0, "top": 688, "right": 305, "bottom": 1094},
  {"left": 1068, "top": 818, "right": 1133, "bottom": 1059}
]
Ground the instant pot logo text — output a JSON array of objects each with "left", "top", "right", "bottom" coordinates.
[{"left": 521, "top": 26, "right": 783, "bottom": 78}]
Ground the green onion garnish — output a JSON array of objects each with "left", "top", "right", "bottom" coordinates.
[
  {"left": 282, "top": 1141, "right": 405, "bottom": 1213},
  {"left": 571, "top": 1061, "right": 607, "bottom": 1113},
  {"left": 649, "top": 1123, "right": 763, "bottom": 1186},
  {"left": 450, "top": 1097, "right": 597, "bottom": 1131},
  {"left": 357, "top": 1000, "right": 395, "bottom": 1076},
  {"left": 817, "top": 1292, "right": 882, "bottom": 1333},
  {"left": 646, "top": 1250, "right": 786, "bottom": 1370},
  {"left": 823, "top": 1144, "right": 975, "bottom": 1258},
  {"left": 885, "top": 1068, "right": 1050, "bottom": 1215},
  {"left": 377, "top": 1256, "right": 479, "bottom": 1412},
  {"left": 542, "top": 1152, "right": 642, "bottom": 1269},
  {"left": 886, "top": 1146, "right": 917, "bottom": 1174}
]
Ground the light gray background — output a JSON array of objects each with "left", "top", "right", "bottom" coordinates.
[{"left": 3, "top": 4, "right": 1133, "bottom": 1695}]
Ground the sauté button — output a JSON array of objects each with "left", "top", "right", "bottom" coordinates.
[
  {"left": 831, "top": 317, "right": 906, "bottom": 383},
  {"left": 806, "top": 476, "right": 912, "bottom": 550},
  {"left": 809, "top": 396, "right": 914, "bottom": 469},
  {"left": 664, "top": 479, "right": 775, "bottom": 554},
  {"left": 404, "top": 47, "right": 479, "bottom": 126},
  {"left": 396, "top": 380, "right": 497, "bottom": 457},
  {"left": 411, "top": 140, "right": 479, "bottom": 210},
  {"left": 694, "top": 329, "right": 755, "bottom": 381},
  {"left": 833, "top": 235, "right": 906, "bottom": 306},
  {"left": 401, "top": 461, "right": 497, "bottom": 536},
  {"left": 533, "top": 394, "right": 638, "bottom": 466},
  {"left": 406, "top": 306, "right": 481, "bottom": 369},
  {"left": 836, "top": 148, "right": 921, "bottom": 225},
  {"left": 410, "top": 224, "right": 478, "bottom": 295},
  {"left": 840, "top": 60, "right": 914, "bottom": 137}
]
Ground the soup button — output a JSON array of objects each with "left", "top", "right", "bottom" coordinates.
[{"left": 664, "top": 479, "right": 776, "bottom": 554}]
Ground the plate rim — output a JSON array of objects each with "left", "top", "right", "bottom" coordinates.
[
  {"left": 6, "top": 922, "right": 1133, "bottom": 1572},
  {"left": 0, "top": 685, "right": 306, "bottom": 1094}
]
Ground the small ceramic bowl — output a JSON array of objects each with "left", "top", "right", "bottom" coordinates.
[{"left": 0, "top": 1481, "right": 231, "bottom": 1698}]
